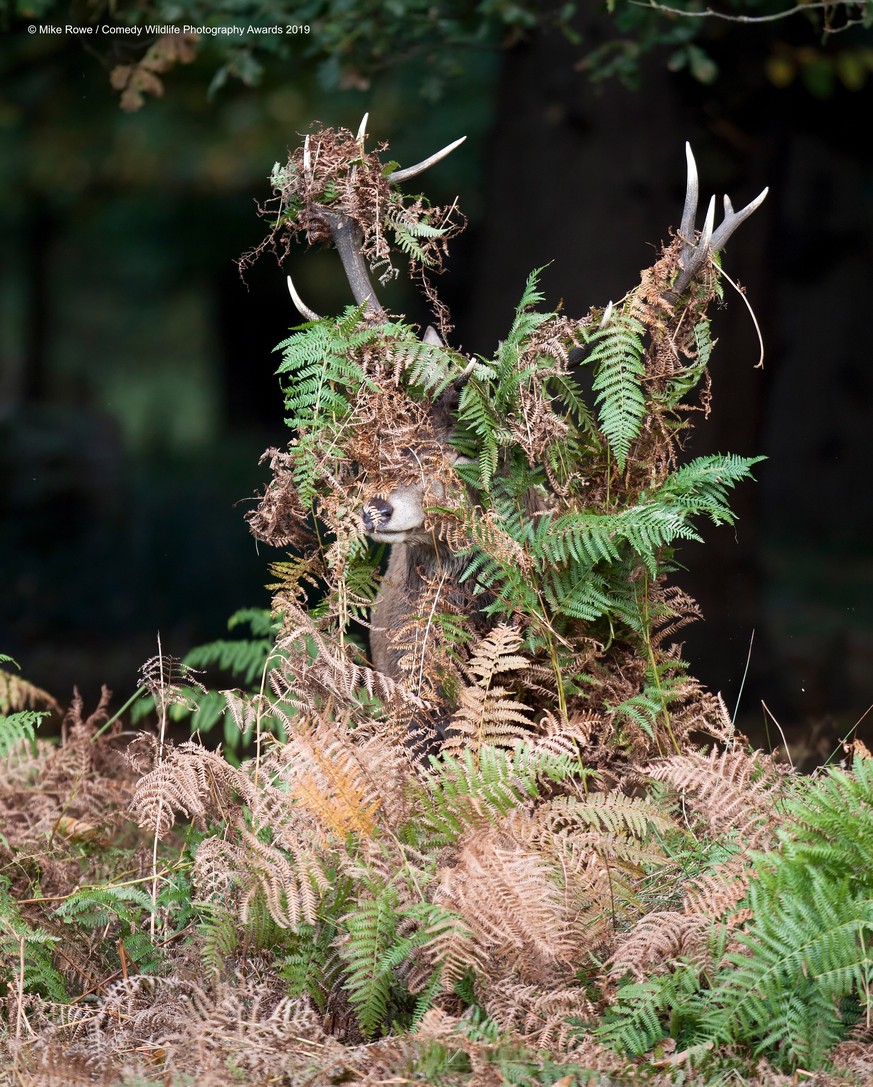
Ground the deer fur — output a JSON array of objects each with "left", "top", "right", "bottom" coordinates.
[
  {"left": 368, "top": 540, "right": 470, "bottom": 680},
  {"left": 361, "top": 330, "right": 474, "bottom": 685}
]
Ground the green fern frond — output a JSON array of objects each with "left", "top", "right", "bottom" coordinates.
[
  {"left": 196, "top": 908, "right": 237, "bottom": 978},
  {"left": 598, "top": 979, "right": 672, "bottom": 1055},
  {"left": 400, "top": 335, "right": 475, "bottom": 395},
  {"left": 610, "top": 691, "right": 664, "bottom": 742},
  {"left": 582, "top": 309, "right": 646, "bottom": 471},
  {"left": 55, "top": 884, "right": 156, "bottom": 930},
  {"left": 540, "top": 567, "right": 641, "bottom": 633},
  {"left": 532, "top": 510, "right": 621, "bottom": 568},
  {"left": 495, "top": 271, "right": 553, "bottom": 365},
  {"left": 0, "top": 884, "right": 68, "bottom": 1001},
  {"left": 0, "top": 709, "right": 44, "bottom": 757},
  {"left": 453, "top": 270, "right": 561, "bottom": 490},
  {"left": 533, "top": 502, "right": 700, "bottom": 580},
  {"left": 652, "top": 454, "right": 765, "bottom": 527},
  {"left": 388, "top": 211, "right": 449, "bottom": 264},
  {"left": 614, "top": 502, "right": 701, "bottom": 573},
  {"left": 781, "top": 755, "right": 873, "bottom": 878},
  {"left": 457, "top": 381, "right": 503, "bottom": 489},
  {"left": 704, "top": 757, "right": 873, "bottom": 1069},
  {"left": 339, "top": 881, "right": 401, "bottom": 1038},
  {"left": 657, "top": 317, "right": 714, "bottom": 405},
  {"left": 228, "top": 606, "right": 280, "bottom": 639},
  {"left": 600, "top": 759, "right": 873, "bottom": 1069},
  {"left": 185, "top": 635, "right": 276, "bottom": 688},
  {"left": 420, "top": 744, "right": 573, "bottom": 846},
  {"left": 598, "top": 958, "right": 715, "bottom": 1057},
  {"left": 278, "top": 340, "right": 361, "bottom": 426},
  {"left": 716, "top": 865, "right": 873, "bottom": 1068}
]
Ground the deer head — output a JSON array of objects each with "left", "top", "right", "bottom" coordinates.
[{"left": 285, "top": 117, "right": 474, "bottom": 556}]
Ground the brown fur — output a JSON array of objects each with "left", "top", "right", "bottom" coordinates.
[{"left": 369, "top": 541, "right": 470, "bottom": 679}]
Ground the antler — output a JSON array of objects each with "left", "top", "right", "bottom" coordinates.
[
  {"left": 287, "top": 117, "right": 466, "bottom": 321},
  {"left": 386, "top": 135, "right": 467, "bottom": 184},
  {"left": 673, "top": 142, "right": 768, "bottom": 295}
]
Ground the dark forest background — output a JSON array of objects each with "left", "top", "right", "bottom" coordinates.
[{"left": 3, "top": 0, "right": 873, "bottom": 757}]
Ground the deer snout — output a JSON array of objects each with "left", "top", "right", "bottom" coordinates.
[
  {"left": 361, "top": 483, "right": 429, "bottom": 542},
  {"left": 362, "top": 497, "right": 393, "bottom": 533}
]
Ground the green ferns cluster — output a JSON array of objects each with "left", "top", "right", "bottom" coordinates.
[
  {"left": 450, "top": 275, "right": 760, "bottom": 655},
  {"left": 601, "top": 756, "right": 873, "bottom": 1073}
]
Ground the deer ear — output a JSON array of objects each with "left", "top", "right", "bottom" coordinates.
[{"left": 422, "top": 325, "right": 444, "bottom": 347}]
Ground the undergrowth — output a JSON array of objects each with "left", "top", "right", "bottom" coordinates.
[{"left": 3, "top": 123, "right": 870, "bottom": 1086}]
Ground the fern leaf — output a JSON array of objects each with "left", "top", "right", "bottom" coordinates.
[
  {"left": 583, "top": 310, "right": 646, "bottom": 471},
  {"left": 445, "top": 626, "right": 534, "bottom": 755},
  {"left": 716, "top": 865, "right": 873, "bottom": 1069},
  {"left": 0, "top": 709, "right": 44, "bottom": 758},
  {"left": 388, "top": 211, "right": 449, "bottom": 264},
  {"left": 0, "top": 661, "right": 60, "bottom": 715},
  {"left": 339, "top": 883, "right": 399, "bottom": 1038},
  {"left": 652, "top": 453, "right": 765, "bottom": 527}
]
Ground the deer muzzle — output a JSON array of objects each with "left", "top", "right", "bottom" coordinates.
[{"left": 362, "top": 482, "right": 431, "bottom": 543}]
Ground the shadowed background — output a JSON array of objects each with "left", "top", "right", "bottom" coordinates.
[{"left": 3, "top": 1, "right": 873, "bottom": 757}]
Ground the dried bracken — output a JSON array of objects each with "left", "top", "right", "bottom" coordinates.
[
  {"left": 651, "top": 745, "right": 786, "bottom": 849},
  {"left": 240, "top": 122, "right": 464, "bottom": 290}
]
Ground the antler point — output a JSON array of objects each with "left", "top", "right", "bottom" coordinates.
[
  {"left": 287, "top": 274, "right": 321, "bottom": 322},
  {"left": 387, "top": 135, "right": 466, "bottom": 184}
]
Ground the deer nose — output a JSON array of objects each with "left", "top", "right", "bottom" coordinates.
[{"left": 362, "top": 497, "right": 393, "bottom": 532}]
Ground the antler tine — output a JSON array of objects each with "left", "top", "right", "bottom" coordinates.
[
  {"left": 679, "top": 142, "right": 699, "bottom": 261},
  {"left": 356, "top": 112, "right": 369, "bottom": 144},
  {"left": 674, "top": 194, "right": 716, "bottom": 294},
  {"left": 287, "top": 274, "right": 321, "bottom": 321},
  {"left": 349, "top": 113, "right": 369, "bottom": 186},
  {"left": 674, "top": 143, "right": 769, "bottom": 295},
  {"left": 387, "top": 135, "right": 467, "bottom": 184},
  {"left": 710, "top": 186, "right": 769, "bottom": 254},
  {"left": 699, "top": 194, "right": 716, "bottom": 254}
]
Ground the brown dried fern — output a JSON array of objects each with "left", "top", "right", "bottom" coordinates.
[
  {"left": 129, "top": 740, "right": 258, "bottom": 836},
  {"left": 651, "top": 745, "right": 786, "bottom": 849},
  {"left": 607, "top": 910, "right": 715, "bottom": 983},
  {"left": 194, "top": 825, "right": 328, "bottom": 930},
  {"left": 433, "top": 818, "right": 575, "bottom": 983},
  {"left": 0, "top": 668, "right": 60, "bottom": 716},
  {"left": 270, "top": 600, "right": 416, "bottom": 719},
  {"left": 443, "top": 625, "right": 534, "bottom": 756},
  {"left": 482, "top": 977, "right": 595, "bottom": 1055}
]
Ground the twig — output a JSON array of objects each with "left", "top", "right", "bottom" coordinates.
[
  {"left": 761, "top": 699, "right": 794, "bottom": 769},
  {"left": 632, "top": 0, "right": 867, "bottom": 28},
  {"left": 732, "top": 628, "right": 755, "bottom": 726},
  {"left": 716, "top": 262, "right": 766, "bottom": 369}
]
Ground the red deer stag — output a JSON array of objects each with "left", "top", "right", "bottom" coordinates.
[{"left": 285, "top": 122, "right": 768, "bottom": 747}]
